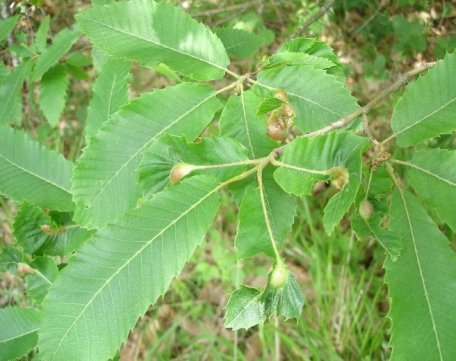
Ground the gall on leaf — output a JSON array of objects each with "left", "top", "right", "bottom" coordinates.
[
  {"left": 269, "top": 261, "right": 289, "bottom": 289},
  {"left": 359, "top": 199, "right": 374, "bottom": 220},
  {"left": 267, "top": 120, "right": 289, "bottom": 141},
  {"left": 275, "top": 87, "right": 288, "bottom": 101},
  {"left": 329, "top": 166, "right": 349, "bottom": 190},
  {"left": 170, "top": 163, "right": 194, "bottom": 184}
]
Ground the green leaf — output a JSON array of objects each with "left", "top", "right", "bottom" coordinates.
[
  {"left": 0, "top": 63, "right": 8, "bottom": 80},
  {"left": 0, "top": 15, "right": 20, "bottom": 43},
  {"left": 10, "top": 44, "right": 35, "bottom": 58},
  {"left": 39, "top": 175, "right": 221, "bottom": 361},
  {"left": 351, "top": 213, "right": 401, "bottom": 261},
  {"left": 398, "top": 149, "right": 456, "bottom": 232},
  {"left": 385, "top": 190, "right": 456, "bottom": 360},
  {"left": 273, "top": 132, "right": 368, "bottom": 234},
  {"left": 34, "top": 15, "right": 50, "bottom": 53},
  {"left": 39, "top": 65, "right": 69, "bottom": 127},
  {"left": 138, "top": 135, "right": 249, "bottom": 196},
  {"left": 256, "top": 96, "right": 284, "bottom": 116},
  {"left": 391, "top": 52, "right": 456, "bottom": 147},
  {"left": 255, "top": 65, "right": 359, "bottom": 133},
  {"left": 278, "top": 37, "right": 344, "bottom": 77},
  {"left": 235, "top": 167, "right": 296, "bottom": 259},
  {"left": 72, "top": 83, "right": 220, "bottom": 229},
  {"left": 7, "top": 91, "right": 23, "bottom": 126},
  {"left": 85, "top": 58, "right": 130, "bottom": 141},
  {"left": 65, "top": 51, "right": 92, "bottom": 68},
  {"left": 279, "top": 37, "right": 340, "bottom": 65},
  {"left": 220, "top": 90, "right": 277, "bottom": 158},
  {"left": 0, "top": 61, "right": 30, "bottom": 124},
  {"left": 0, "top": 127, "right": 74, "bottom": 211},
  {"left": 269, "top": 52, "right": 336, "bottom": 69},
  {"left": 392, "top": 15, "right": 427, "bottom": 55},
  {"left": 261, "top": 273, "right": 304, "bottom": 319},
  {"left": 13, "top": 202, "right": 93, "bottom": 256},
  {"left": 24, "top": 256, "right": 59, "bottom": 303},
  {"left": 0, "top": 307, "right": 42, "bottom": 361},
  {"left": 32, "top": 29, "right": 80, "bottom": 80},
  {"left": 0, "top": 245, "right": 22, "bottom": 273},
  {"left": 76, "top": 0, "right": 229, "bottom": 81},
  {"left": 367, "top": 165, "right": 393, "bottom": 199},
  {"left": 214, "top": 27, "right": 263, "bottom": 59},
  {"left": 224, "top": 286, "right": 266, "bottom": 330}
]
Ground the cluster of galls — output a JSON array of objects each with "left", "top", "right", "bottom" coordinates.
[{"left": 266, "top": 88, "right": 295, "bottom": 142}]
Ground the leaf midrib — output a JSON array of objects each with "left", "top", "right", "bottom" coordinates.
[
  {"left": 402, "top": 160, "right": 456, "bottom": 188},
  {"left": 81, "top": 17, "right": 227, "bottom": 75},
  {"left": 226, "top": 295, "right": 262, "bottom": 326},
  {"left": 0, "top": 328, "right": 39, "bottom": 344},
  {"left": 0, "top": 152, "right": 72, "bottom": 195},
  {"left": 240, "top": 91, "right": 255, "bottom": 157},
  {"left": 393, "top": 97, "right": 456, "bottom": 140},
  {"left": 48, "top": 182, "right": 220, "bottom": 361}
]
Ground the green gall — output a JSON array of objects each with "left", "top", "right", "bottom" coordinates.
[
  {"left": 269, "top": 261, "right": 289, "bottom": 289},
  {"left": 359, "top": 199, "right": 374, "bottom": 220}
]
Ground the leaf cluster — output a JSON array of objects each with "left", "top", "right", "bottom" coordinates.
[{"left": 0, "top": 1, "right": 456, "bottom": 360}]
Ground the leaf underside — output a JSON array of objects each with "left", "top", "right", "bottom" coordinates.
[
  {"left": 72, "top": 82, "right": 220, "bottom": 229},
  {"left": 0, "top": 127, "right": 74, "bottom": 211},
  {"left": 84, "top": 58, "right": 130, "bottom": 141},
  {"left": 0, "top": 307, "right": 42, "bottom": 361},
  {"left": 391, "top": 51, "right": 456, "bottom": 146},
  {"left": 138, "top": 135, "right": 249, "bottom": 196},
  {"left": 76, "top": 0, "right": 229, "bottom": 80},
  {"left": 255, "top": 65, "right": 359, "bottom": 133},
  {"left": 405, "top": 149, "right": 456, "bottom": 232},
  {"left": 39, "top": 176, "right": 221, "bottom": 361},
  {"left": 219, "top": 90, "right": 276, "bottom": 159},
  {"left": 235, "top": 167, "right": 296, "bottom": 259}
]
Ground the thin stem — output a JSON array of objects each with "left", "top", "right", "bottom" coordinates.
[
  {"left": 192, "top": 0, "right": 262, "bottom": 17},
  {"left": 362, "top": 113, "right": 374, "bottom": 140},
  {"left": 214, "top": 80, "right": 240, "bottom": 95},
  {"left": 365, "top": 168, "right": 374, "bottom": 197},
  {"left": 257, "top": 164, "right": 282, "bottom": 263},
  {"left": 214, "top": 154, "right": 272, "bottom": 191},
  {"left": 310, "top": 63, "right": 435, "bottom": 139},
  {"left": 224, "top": 67, "right": 242, "bottom": 80},
  {"left": 190, "top": 158, "right": 265, "bottom": 171},
  {"left": 274, "top": 315, "right": 281, "bottom": 361},
  {"left": 248, "top": 62, "right": 435, "bottom": 140},
  {"left": 380, "top": 63, "right": 437, "bottom": 144},
  {"left": 271, "top": 159, "right": 330, "bottom": 176},
  {"left": 287, "top": 0, "right": 335, "bottom": 41},
  {"left": 385, "top": 162, "right": 401, "bottom": 189}
]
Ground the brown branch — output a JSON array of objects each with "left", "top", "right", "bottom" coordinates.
[
  {"left": 287, "top": 0, "right": 335, "bottom": 41},
  {"left": 192, "top": 0, "right": 262, "bottom": 18},
  {"left": 301, "top": 62, "right": 435, "bottom": 139}
]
